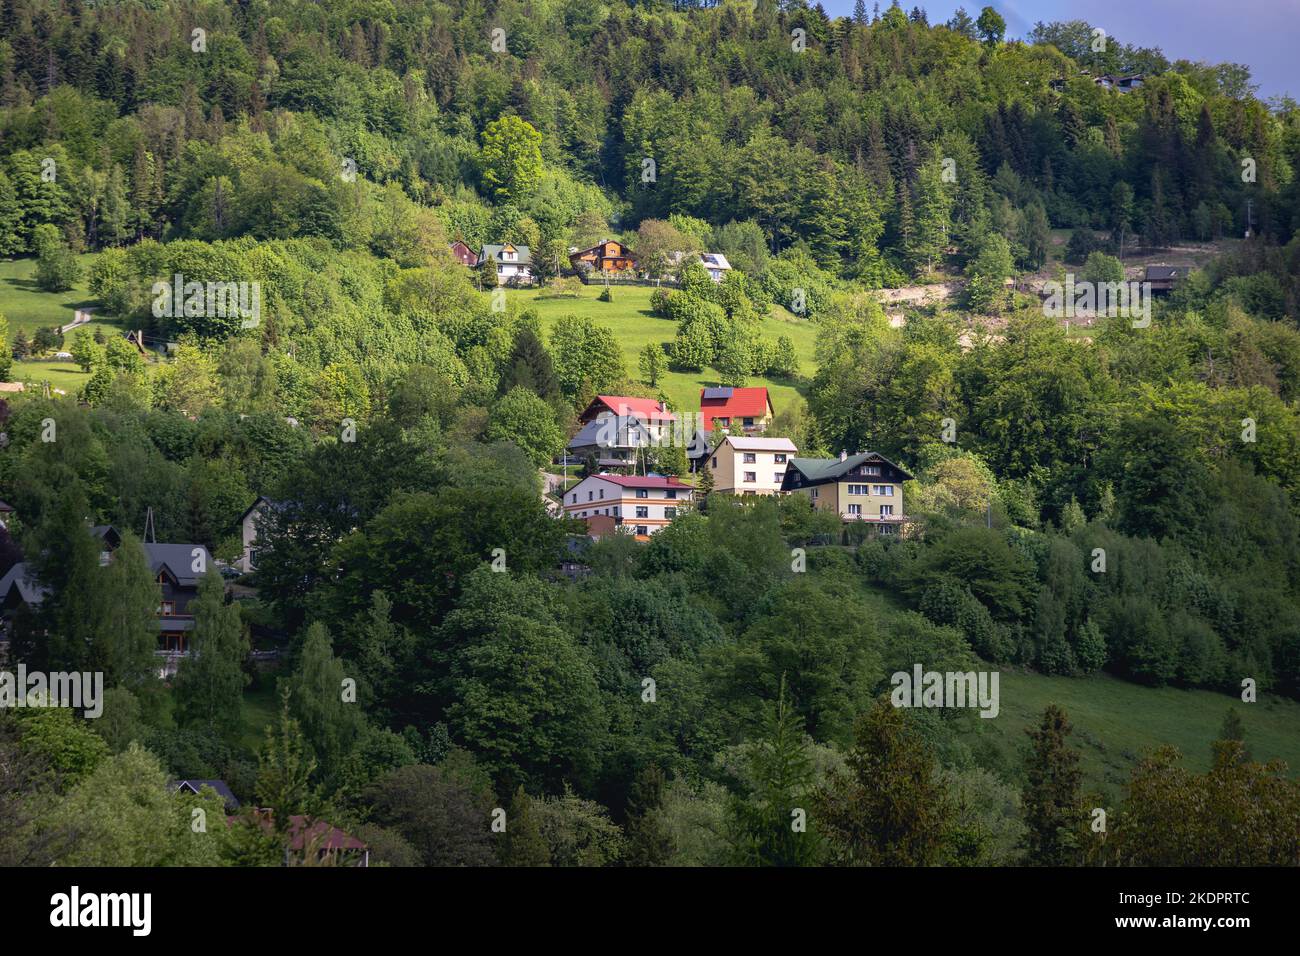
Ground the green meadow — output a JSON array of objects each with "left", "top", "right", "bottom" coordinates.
[{"left": 503, "top": 283, "right": 818, "bottom": 414}]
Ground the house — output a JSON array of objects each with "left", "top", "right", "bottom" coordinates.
[
  {"left": 561, "top": 474, "right": 693, "bottom": 537},
  {"left": 237, "top": 496, "right": 285, "bottom": 573},
  {"left": 700, "top": 252, "right": 732, "bottom": 282},
  {"left": 0, "top": 533, "right": 216, "bottom": 675},
  {"left": 172, "top": 779, "right": 241, "bottom": 813},
  {"left": 566, "top": 395, "right": 678, "bottom": 471},
  {"left": 0, "top": 500, "right": 13, "bottom": 527},
  {"left": 450, "top": 240, "right": 478, "bottom": 266},
  {"left": 478, "top": 243, "right": 534, "bottom": 285},
  {"left": 1143, "top": 265, "right": 1192, "bottom": 295},
  {"left": 781, "top": 451, "right": 914, "bottom": 533},
  {"left": 569, "top": 239, "right": 637, "bottom": 275},
  {"left": 1095, "top": 73, "right": 1144, "bottom": 92},
  {"left": 705, "top": 435, "right": 797, "bottom": 496},
  {"left": 239, "top": 811, "right": 370, "bottom": 867},
  {"left": 700, "top": 386, "right": 774, "bottom": 433}
]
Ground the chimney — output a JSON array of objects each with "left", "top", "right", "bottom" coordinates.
[{"left": 839, "top": 449, "right": 847, "bottom": 462}]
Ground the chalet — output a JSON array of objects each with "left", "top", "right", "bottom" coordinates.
[
  {"left": 1143, "top": 265, "right": 1192, "bottom": 295},
  {"left": 567, "top": 395, "right": 678, "bottom": 471},
  {"left": 172, "top": 779, "right": 241, "bottom": 813},
  {"left": 570, "top": 239, "right": 637, "bottom": 275},
  {"left": 1095, "top": 73, "right": 1144, "bottom": 92},
  {"left": 705, "top": 435, "right": 797, "bottom": 496},
  {"left": 781, "top": 451, "right": 914, "bottom": 534},
  {"left": 562, "top": 474, "right": 693, "bottom": 537},
  {"left": 700, "top": 252, "right": 732, "bottom": 282},
  {"left": 450, "top": 240, "right": 478, "bottom": 266},
  {"left": 0, "top": 533, "right": 215, "bottom": 676},
  {"left": 478, "top": 243, "right": 534, "bottom": 285},
  {"left": 700, "top": 386, "right": 774, "bottom": 433}
]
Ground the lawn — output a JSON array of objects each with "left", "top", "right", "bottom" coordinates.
[
  {"left": 237, "top": 676, "right": 282, "bottom": 754},
  {"left": 0, "top": 254, "right": 99, "bottom": 337},
  {"left": 503, "top": 283, "right": 819, "bottom": 414},
  {"left": 965, "top": 669, "right": 1300, "bottom": 798}
]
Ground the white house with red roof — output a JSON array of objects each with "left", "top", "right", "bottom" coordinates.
[
  {"left": 699, "top": 386, "right": 774, "bottom": 433},
  {"left": 561, "top": 474, "right": 693, "bottom": 537}
]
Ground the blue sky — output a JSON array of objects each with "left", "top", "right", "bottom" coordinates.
[{"left": 820, "top": 0, "right": 1300, "bottom": 101}]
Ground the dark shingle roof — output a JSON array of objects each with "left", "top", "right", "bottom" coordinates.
[
  {"left": 146, "top": 543, "right": 214, "bottom": 588},
  {"left": 788, "top": 451, "right": 915, "bottom": 484}
]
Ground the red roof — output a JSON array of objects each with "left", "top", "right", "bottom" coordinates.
[
  {"left": 583, "top": 395, "right": 676, "bottom": 422},
  {"left": 699, "top": 387, "right": 772, "bottom": 420},
  {"left": 594, "top": 474, "right": 693, "bottom": 490}
]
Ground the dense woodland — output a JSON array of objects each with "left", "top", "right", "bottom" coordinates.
[{"left": 0, "top": 0, "right": 1299, "bottom": 866}]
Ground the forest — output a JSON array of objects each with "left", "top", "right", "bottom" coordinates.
[{"left": 0, "top": 0, "right": 1298, "bottom": 868}]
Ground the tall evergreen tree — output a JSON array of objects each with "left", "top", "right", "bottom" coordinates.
[
  {"left": 1022, "top": 705, "right": 1085, "bottom": 865},
  {"left": 498, "top": 786, "right": 551, "bottom": 866},
  {"left": 175, "top": 571, "right": 249, "bottom": 739}
]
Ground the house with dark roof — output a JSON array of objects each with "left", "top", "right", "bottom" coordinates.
[
  {"left": 561, "top": 474, "right": 693, "bottom": 537},
  {"left": 700, "top": 386, "right": 774, "bottom": 433},
  {"left": 780, "top": 451, "right": 914, "bottom": 534},
  {"left": 1143, "top": 265, "right": 1192, "bottom": 294},
  {"left": 172, "top": 779, "right": 241, "bottom": 813},
  {"left": 478, "top": 243, "right": 534, "bottom": 285}
]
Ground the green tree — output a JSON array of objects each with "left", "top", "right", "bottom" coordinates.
[
  {"left": 1022, "top": 705, "right": 1086, "bottom": 865},
  {"left": 480, "top": 116, "right": 544, "bottom": 204},
  {"left": 639, "top": 342, "right": 665, "bottom": 388},
  {"left": 256, "top": 685, "right": 319, "bottom": 833},
  {"left": 499, "top": 785, "right": 551, "bottom": 866},
  {"left": 486, "top": 386, "right": 564, "bottom": 467},
  {"left": 289, "top": 622, "right": 364, "bottom": 785},
  {"left": 976, "top": 6, "right": 1005, "bottom": 45},
  {"left": 816, "top": 696, "right": 952, "bottom": 865},
  {"left": 175, "top": 571, "right": 249, "bottom": 740}
]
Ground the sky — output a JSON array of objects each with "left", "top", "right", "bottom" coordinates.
[{"left": 821, "top": 0, "right": 1300, "bottom": 102}]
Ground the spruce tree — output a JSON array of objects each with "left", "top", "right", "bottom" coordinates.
[
  {"left": 624, "top": 764, "right": 674, "bottom": 866},
  {"left": 499, "top": 786, "right": 551, "bottom": 866},
  {"left": 1022, "top": 704, "right": 1085, "bottom": 865}
]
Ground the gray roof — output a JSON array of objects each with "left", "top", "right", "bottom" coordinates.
[
  {"left": 145, "top": 543, "right": 214, "bottom": 588},
  {"left": 172, "top": 779, "right": 240, "bottom": 809},
  {"left": 1144, "top": 265, "right": 1191, "bottom": 281},
  {"left": 0, "top": 562, "right": 49, "bottom": 605},
  {"left": 479, "top": 243, "right": 533, "bottom": 266},
  {"left": 566, "top": 416, "right": 656, "bottom": 452},
  {"left": 786, "top": 451, "right": 915, "bottom": 485}
]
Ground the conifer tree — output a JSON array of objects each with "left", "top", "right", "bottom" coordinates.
[
  {"left": 499, "top": 786, "right": 551, "bottom": 866},
  {"left": 1022, "top": 705, "right": 1085, "bottom": 865},
  {"left": 175, "top": 570, "right": 249, "bottom": 739}
]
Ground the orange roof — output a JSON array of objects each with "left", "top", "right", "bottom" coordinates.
[{"left": 583, "top": 395, "right": 676, "bottom": 422}]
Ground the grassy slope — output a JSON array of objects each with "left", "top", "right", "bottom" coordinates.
[
  {"left": 970, "top": 670, "right": 1300, "bottom": 798},
  {"left": 0, "top": 255, "right": 98, "bottom": 335},
  {"left": 503, "top": 284, "right": 818, "bottom": 414}
]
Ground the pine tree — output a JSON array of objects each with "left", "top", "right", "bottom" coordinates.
[
  {"left": 624, "top": 765, "right": 673, "bottom": 866},
  {"left": 175, "top": 570, "right": 249, "bottom": 739},
  {"left": 498, "top": 786, "right": 550, "bottom": 866},
  {"left": 727, "top": 680, "right": 821, "bottom": 866},
  {"left": 817, "top": 695, "right": 952, "bottom": 865},
  {"left": 1215, "top": 708, "right": 1251, "bottom": 764},
  {"left": 499, "top": 327, "right": 561, "bottom": 404},
  {"left": 92, "top": 531, "right": 162, "bottom": 688},
  {"left": 256, "top": 685, "right": 318, "bottom": 834},
  {"left": 1022, "top": 705, "right": 1085, "bottom": 865}
]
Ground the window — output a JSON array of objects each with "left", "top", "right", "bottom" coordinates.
[
  {"left": 665, "top": 507, "right": 677, "bottom": 519},
  {"left": 571, "top": 493, "right": 577, "bottom": 504},
  {"left": 160, "top": 601, "right": 176, "bottom": 616},
  {"left": 636, "top": 489, "right": 649, "bottom": 499},
  {"left": 588, "top": 491, "right": 594, "bottom": 502},
  {"left": 847, "top": 504, "right": 862, "bottom": 516},
  {"left": 811, "top": 488, "right": 819, "bottom": 499},
  {"left": 743, "top": 472, "right": 756, "bottom": 483},
  {"left": 636, "top": 506, "right": 649, "bottom": 518},
  {"left": 666, "top": 490, "right": 677, "bottom": 499},
  {"left": 719, "top": 418, "right": 731, "bottom": 427},
  {"left": 711, "top": 457, "right": 718, "bottom": 468},
  {"left": 599, "top": 489, "right": 605, "bottom": 499},
  {"left": 743, "top": 418, "right": 754, "bottom": 427},
  {"left": 743, "top": 453, "right": 756, "bottom": 463},
  {"left": 635, "top": 525, "right": 649, "bottom": 535},
  {"left": 873, "top": 484, "right": 894, "bottom": 496},
  {"left": 847, "top": 484, "right": 868, "bottom": 495},
  {"left": 775, "top": 474, "right": 784, "bottom": 484},
  {"left": 614, "top": 507, "right": 620, "bottom": 517},
  {"left": 743, "top": 490, "right": 756, "bottom": 496},
  {"left": 880, "top": 505, "right": 894, "bottom": 517},
  {"left": 774, "top": 453, "right": 787, "bottom": 464},
  {"left": 880, "top": 524, "right": 896, "bottom": 536},
  {"left": 863, "top": 465, "right": 881, "bottom": 475}
]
